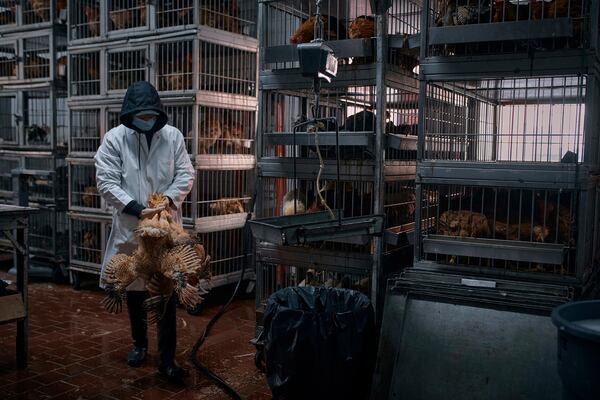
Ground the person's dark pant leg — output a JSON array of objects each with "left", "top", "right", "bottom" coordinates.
[
  {"left": 126, "top": 291, "right": 149, "bottom": 367},
  {"left": 157, "top": 293, "right": 177, "bottom": 367}
]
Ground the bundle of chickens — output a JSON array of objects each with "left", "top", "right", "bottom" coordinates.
[{"left": 101, "top": 193, "right": 211, "bottom": 322}]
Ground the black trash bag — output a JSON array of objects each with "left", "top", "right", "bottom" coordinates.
[{"left": 262, "top": 286, "right": 376, "bottom": 400}]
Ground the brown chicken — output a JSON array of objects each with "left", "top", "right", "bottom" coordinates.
[
  {"left": 289, "top": 15, "right": 347, "bottom": 44},
  {"left": 385, "top": 187, "right": 416, "bottom": 226},
  {"left": 209, "top": 198, "right": 245, "bottom": 215},
  {"left": 349, "top": 15, "right": 376, "bottom": 39},
  {"left": 84, "top": 4, "right": 100, "bottom": 36},
  {"left": 200, "top": 0, "right": 240, "bottom": 33},
  {"left": 82, "top": 186, "right": 98, "bottom": 208},
  {"left": 83, "top": 230, "right": 101, "bottom": 264},
  {"left": 159, "top": 53, "right": 193, "bottom": 91},
  {"left": 29, "top": 0, "right": 49, "bottom": 20},
  {"left": 102, "top": 193, "right": 210, "bottom": 320},
  {"left": 494, "top": 221, "right": 550, "bottom": 242},
  {"left": 438, "top": 210, "right": 491, "bottom": 238},
  {"left": 198, "top": 112, "right": 222, "bottom": 154},
  {"left": 110, "top": 7, "right": 133, "bottom": 30},
  {"left": 222, "top": 121, "right": 245, "bottom": 153}
]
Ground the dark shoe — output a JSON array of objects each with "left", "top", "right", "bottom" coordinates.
[
  {"left": 158, "top": 362, "right": 189, "bottom": 383},
  {"left": 127, "top": 346, "right": 147, "bottom": 368}
]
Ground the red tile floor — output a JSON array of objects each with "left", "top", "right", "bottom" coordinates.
[{"left": 0, "top": 271, "right": 271, "bottom": 400}]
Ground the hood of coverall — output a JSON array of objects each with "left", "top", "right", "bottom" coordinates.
[{"left": 120, "top": 81, "right": 168, "bottom": 135}]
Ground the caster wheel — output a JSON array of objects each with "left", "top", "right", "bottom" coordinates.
[{"left": 71, "top": 271, "right": 81, "bottom": 291}]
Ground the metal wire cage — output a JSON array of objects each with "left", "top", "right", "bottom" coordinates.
[
  {"left": 0, "top": 95, "right": 18, "bottom": 146},
  {"left": 199, "top": 0, "right": 258, "bottom": 36},
  {"left": 23, "top": 89, "right": 68, "bottom": 150},
  {"left": 156, "top": 40, "right": 194, "bottom": 92},
  {"left": 23, "top": 0, "right": 67, "bottom": 25},
  {"left": 28, "top": 204, "right": 68, "bottom": 261},
  {"left": 199, "top": 40, "right": 257, "bottom": 96},
  {"left": 196, "top": 169, "right": 252, "bottom": 218},
  {"left": 156, "top": 0, "right": 194, "bottom": 29},
  {"left": 425, "top": 0, "right": 595, "bottom": 57},
  {"left": 107, "top": 48, "right": 147, "bottom": 92},
  {"left": 423, "top": 75, "right": 588, "bottom": 164},
  {"left": 0, "top": 153, "right": 19, "bottom": 198},
  {"left": 69, "top": 161, "right": 102, "bottom": 212},
  {"left": 70, "top": 51, "right": 100, "bottom": 97},
  {"left": 107, "top": 0, "right": 147, "bottom": 32},
  {"left": 69, "top": 0, "right": 100, "bottom": 40},
  {"left": 23, "top": 154, "right": 67, "bottom": 205},
  {"left": 0, "top": 1, "right": 16, "bottom": 27},
  {"left": 69, "top": 107, "right": 101, "bottom": 154},
  {"left": 198, "top": 227, "right": 252, "bottom": 286},
  {"left": 163, "top": 102, "right": 194, "bottom": 154},
  {"left": 198, "top": 105, "right": 255, "bottom": 156},
  {"left": 69, "top": 214, "right": 106, "bottom": 269},
  {"left": 0, "top": 42, "right": 17, "bottom": 80}
]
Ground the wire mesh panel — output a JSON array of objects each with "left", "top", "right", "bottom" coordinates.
[
  {"left": 0, "top": 42, "right": 16, "bottom": 79},
  {"left": 419, "top": 183, "right": 579, "bottom": 277},
  {"left": 0, "top": 155, "right": 19, "bottom": 197},
  {"left": 427, "top": 0, "right": 591, "bottom": 56},
  {"left": 157, "top": 0, "right": 194, "bottom": 28},
  {"left": 24, "top": 36, "right": 50, "bottom": 79},
  {"left": 424, "top": 76, "right": 586, "bottom": 163},
  {"left": 107, "top": 110, "right": 121, "bottom": 130},
  {"left": 29, "top": 207, "right": 68, "bottom": 260},
  {"left": 108, "top": 0, "right": 147, "bottom": 31},
  {"left": 157, "top": 40, "right": 194, "bottom": 92},
  {"left": 198, "top": 106, "right": 255, "bottom": 155},
  {"left": 108, "top": 49, "right": 147, "bottom": 91},
  {"left": 24, "top": 91, "right": 51, "bottom": 147},
  {"left": 181, "top": 191, "right": 193, "bottom": 221},
  {"left": 385, "top": 180, "right": 416, "bottom": 228},
  {"left": 0, "top": 95, "right": 17, "bottom": 146},
  {"left": 164, "top": 103, "right": 194, "bottom": 154},
  {"left": 261, "top": 87, "right": 378, "bottom": 161},
  {"left": 0, "top": 1, "right": 16, "bottom": 27},
  {"left": 70, "top": 0, "right": 100, "bottom": 40},
  {"left": 70, "top": 163, "right": 101, "bottom": 211},
  {"left": 259, "top": 176, "right": 374, "bottom": 218},
  {"left": 200, "top": 0, "right": 258, "bottom": 36},
  {"left": 199, "top": 41, "right": 257, "bottom": 96},
  {"left": 70, "top": 217, "right": 103, "bottom": 266},
  {"left": 25, "top": 156, "right": 67, "bottom": 204},
  {"left": 70, "top": 52, "right": 100, "bottom": 96},
  {"left": 23, "top": 0, "right": 61, "bottom": 25},
  {"left": 198, "top": 227, "right": 249, "bottom": 280},
  {"left": 257, "top": 259, "right": 372, "bottom": 305},
  {"left": 70, "top": 108, "right": 101, "bottom": 153},
  {"left": 196, "top": 169, "right": 251, "bottom": 217},
  {"left": 386, "top": 87, "right": 419, "bottom": 161}
]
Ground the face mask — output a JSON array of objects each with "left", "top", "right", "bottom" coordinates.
[{"left": 132, "top": 117, "right": 157, "bottom": 132}]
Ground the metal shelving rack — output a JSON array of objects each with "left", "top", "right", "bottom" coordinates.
[
  {"left": 66, "top": 0, "right": 259, "bottom": 289},
  {"left": 412, "top": 0, "right": 600, "bottom": 291},
  {"left": 254, "top": 0, "right": 423, "bottom": 326},
  {"left": 0, "top": 2, "right": 68, "bottom": 279}
]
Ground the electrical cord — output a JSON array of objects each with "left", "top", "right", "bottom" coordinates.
[{"left": 188, "top": 207, "right": 254, "bottom": 400}]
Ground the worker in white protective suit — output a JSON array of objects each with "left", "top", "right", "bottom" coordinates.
[{"left": 94, "top": 81, "right": 195, "bottom": 382}]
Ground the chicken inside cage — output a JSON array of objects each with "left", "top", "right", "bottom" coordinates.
[
  {"left": 384, "top": 182, "right": 416, "bottom": 227},
  {"left": 197, "top": 170, "right": 250, "bottom": 217},
  {"left": 431, "top": 0, "right": 585, "bottom": 55},
  {"left": 198, "top": 107, "right": 254, "bottom": 155},
  {"left": 199, "top": 41, "right": 257, "bottom": 96},
  {"left": 23, "top": 0, "right": 67, "bottom": 24},
  {"left": 0, "top": 1, "right": 16, "bottom": 25},
  {"left": 71, "top": 164, "right": 100, "bottom": 209},
  {"left": 72, "top": 219, "right": 102, "bottom": 265},
  {"left": 0, "top": 44, "right": 17, "bottom": 78},
  {"left": 71, "top": 109, "right": 101, "bottom": 153},
  {"left": 70, "top": 0, "right": 100, "bottom": 39},
  {"left": 0, "top": 96, "right": 17, "bottom": 144},
  {"left": 157, "top": 0, "right": 194, "bottom": 28},
  {"left": 24, "top": 91, "right": 51, "bottom": 146},
  {"left": 422, "top": 184, "right": 577, "bottom": 275},
  {"left": 71, "top": 52, "right": 100, "bottom": 96},
  {"left": 424, "top": 77, "right": 585, "bottom": 163},
  {"left": 157, "top": 41, "right": 193, "bottom": 92},
  {"left": 108, "top": 49, "right": 147, "bottom": 91},
  {"left": 108, "top": 0, "right": 147, "bottom": 31},
  {"left": 200, "top": 0, "right": 242, "bottom": 34}
]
